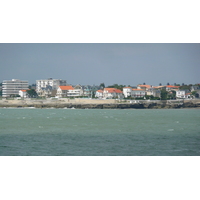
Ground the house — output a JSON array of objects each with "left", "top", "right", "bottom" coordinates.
[
  {"left": 56, "top": 86, "right": 74, "bottom": 98},
  {"left": 57, "top": 85, "right": 84, "bottom": 98},
  {"left": 95, "top": 90, "right": 103, "bottom": 98},
  {"left": 165, "top": 85, "right": 180, "bottom": 91},
  {"left": 176, "top": 90, "right": 185, "bottom": 99},
  {"left": 146, "top": 88, "right": 161, "bottom": 98},
  {"left": 37, "top": 85, "right": 56, "bottom": 98},
  {"left": 137, "top": 84, "right": 151, "bottom": 90},
  {"left": 19, "top": 90, "right": 28, "bottom": 98},
  {"left": 96, "top": 88, "right": 124, "bottom": 99},
  {"left": 131, "top": 89, "right": 146, "bottom": 98},
  {"left": 123, "top": 87, "right": 132, "bottom": 98},
  {"left": 185, "top": 92, "right": 192, "bottom": 99},
  {"left": 103, "top": 88, "right": 124, "bottom": 99}
]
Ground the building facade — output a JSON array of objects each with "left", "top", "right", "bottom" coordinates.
[
  {"left": 36, "top": 78, "right": 67, "bottom": 97},
  {"left": 131, "top": 89, "right": 146, "bottom": 98},
  {"left": 96, "top": 88, "right": 124, "bottom": 99},
  {"left": 176, "top": 90, "right": 186, "bottom": 98},
  {"left": 123, "top": 87, "right": 132, "bottom": 98},
  {"left": 19, "top": 90, "right": 28, "bottom": 98},
  {"left": 2, "top": 79, "right": 29, "bottom": 97}
]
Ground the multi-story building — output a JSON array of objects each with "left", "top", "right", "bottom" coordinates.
[
  {"left": 2, "top": 79, "right": 29, "bottom": 97},
  {"left": 36, "top": 78, "right": 67, "bottom": 97}
]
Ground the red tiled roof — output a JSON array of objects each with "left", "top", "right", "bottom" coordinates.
[
  {"left": 97, "top": 90, "right": 103, "bottom": 93},
  {"left": 132, "top": 89, "right": 145, "bottom": 91},
  {"left": 20, "top": 90, "right": 27, "bottom": 92},
  {"left": 104, "top": 88, "right": 123, "bottom": 93},
  {"left": 166, "top": 85, "right": 180, "bottom": 88},
  {"left": 59, "top": 86, "right": 74, "bottom": 90},
  {"left": 138, "top": 85, "right": 151, "bottom": 88}
]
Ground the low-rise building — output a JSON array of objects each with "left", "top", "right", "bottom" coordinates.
[
  {"left": 176, "top": 90, "right": 186, "bottom": 98},
  {"left": 95, "top": 90, "right": 103, "bottom": 98},
  {"left": 96, "top": 88, "right": 123, "bottom": 99},
  {"left": 137, "top": 84, "right": 151, "bottom": 90},
  {"left": 165, "top": 85, "right": 180, "bottom": 91},
  {"left": 131, "top": 89, "right": 146, "bottom": 98},
  {"left": 57, "top": 85, "right": 83, "bottom": 98},
  {"left": 57, "top": 86, "right": 74, "bottom": 98},
  {"left": 123, "top": 87, "right": 132, "bottom": 98},
  {"left": 19, "top": 90, "right": 28, "bottom": 98}
]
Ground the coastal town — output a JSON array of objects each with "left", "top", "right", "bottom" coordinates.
[{"left": 0, "top": 78, "right": 200, "bottom": 100}]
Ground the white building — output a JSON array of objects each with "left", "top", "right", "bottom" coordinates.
[
  {"left": 57, "top": 85, "right": 83, "bottom": 98},
  {"left": 95, "top": 90, "right": 103, "bottom": 98},
  {"left": 2, "top": 79, "right": 29, "bottom": 97},
  {"left": 19, "top": 90, "right": 28, "bottom": 98},
  {"left": 123, "top": 87, "right": 132, "bottom": 98},
  {"left": 96, "top": 88, "right": 124, "bottom": 99},
  {"left": 176, "top": 90, "right": 185, "bottom": 98},
  {"left": 131, "top": 89, "right": 146, "bottom": 98},
  {"left": 57, "top": 86, "right": 74, "bottom": 97},
  {"left": 36, "top": 78, "right": 67, "bottom": 97}
]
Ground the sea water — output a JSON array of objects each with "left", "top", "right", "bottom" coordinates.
[{"left": 0, "top": 108, "right": 199, "bottom": 156}]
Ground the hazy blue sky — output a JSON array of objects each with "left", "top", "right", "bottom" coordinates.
[{"left": 0, "top": 43, "right": 199, "bottom": 86}]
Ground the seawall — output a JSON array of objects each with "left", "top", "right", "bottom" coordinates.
[{"left": 0, "top": 98, "right": 200, "bottom": 109}]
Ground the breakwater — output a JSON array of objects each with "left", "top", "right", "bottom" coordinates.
[{"left": 0, "top": 98, "right": 200, "bottom": 109}]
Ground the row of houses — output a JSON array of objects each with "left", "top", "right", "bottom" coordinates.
[
  {"left": 1, "top": 78, "right": 200, "bottom": 99},
  {"left": 1, "top": 78, "right": 101, "bottom": 98}
]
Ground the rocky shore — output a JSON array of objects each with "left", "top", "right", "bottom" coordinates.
[{"left": 0, "top": 98, "right": 200, "bottom": 109}]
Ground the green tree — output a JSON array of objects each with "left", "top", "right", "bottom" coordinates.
[
  {"left": 99, "top": 83, "right": 105, "bottom": 89},
  {"left": 107, "top": 84, "right": 125, "bottom": 91},
  {"left": 191, "top": 91, "right": 199, "bottom": 98},
  {"left": 160, "top": 89, "right": 168, "bottom": 100},
  {"left": 27, "top": 89, "right": 37, "bottom": 98},
  {"left": 168, "top": 90, "right": 176, "bottom": 99}
]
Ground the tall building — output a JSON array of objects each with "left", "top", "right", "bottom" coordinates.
[
  {"left": 2, "top": 79, "right": 29, "bottom": 97},
  {"left": 36, "top": 78, "right": 67, "bottom": 97}
]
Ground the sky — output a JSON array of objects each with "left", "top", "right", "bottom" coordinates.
[{"left": 0, "top": 43, "right": 199, "bottom": 86}]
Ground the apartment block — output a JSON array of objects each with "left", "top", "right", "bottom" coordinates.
[{"left": 2, "top": 79, "right": 29, "bottom": 97}]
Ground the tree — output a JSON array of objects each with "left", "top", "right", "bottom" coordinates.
[
  {"left": 107, "top": 84, "right": 126, "bottom": 91},
  {"left": 159, "top": 83, "right": 162, "bottom": 86},
  {"left": 99, "top": 83, "right": 105, "bottom": 89},
  {"left": 160, "top": 89, "right": 168, "bottom": 100},
  {"left": 191, "top": 91, "right": 199, "bottom": 98},
  {"left": 26, "top": 89, "right": 37, "bottom": 98},
  {"left": 168, "top": 90, "right": 176, "bottom": 99}
]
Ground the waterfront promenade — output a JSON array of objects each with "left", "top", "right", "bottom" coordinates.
[{"left": 0, "top": 98, "right": 200, "bottom": 109}]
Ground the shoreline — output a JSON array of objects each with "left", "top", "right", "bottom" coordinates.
[{"left": 0, "top": 99, "right": 200, "bottom": 109}]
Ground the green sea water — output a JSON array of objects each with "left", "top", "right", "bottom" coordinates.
[{"left": 0, "top": 108, "right": 199, "bottom": 156}]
